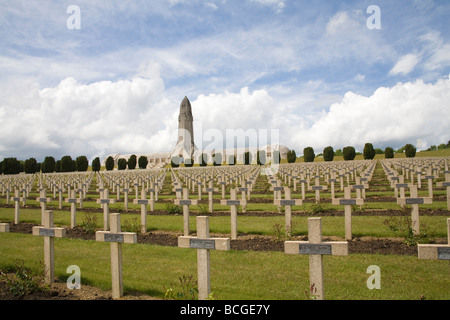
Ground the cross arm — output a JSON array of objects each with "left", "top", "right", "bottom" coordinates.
[
  {"left": 418, "top": 244, "right": 450, "bottom": 260},
  {"left": 32, "top": 226, "right": 66, "bottom": 238},
  {"left": 96, "top": 231, "right": 137, "bottom": 244},
  {"left": 332, "top": 198, "right": 364, "bottom": 206},
  {"left": 284, "top": 241, "right": 348, "bottom": 256},
  {"left": 273, "top": 199, "right": 303, "bottom": 206},
  {"left": 178, "top": 236, "right": 230, "bottom": 251},
  {"left": 396, "top": 197, "right": 432, "bottom": 205}
]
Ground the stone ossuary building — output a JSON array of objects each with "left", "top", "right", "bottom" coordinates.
[{"left": 103, "top": 96, "right": 290, "bottom": 168}]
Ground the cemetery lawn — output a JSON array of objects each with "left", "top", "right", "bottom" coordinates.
[
  {"left": 0, "top": 232, "right": 449, "bottom": 300},
  {"left": 0, "top": 208, "right": 449, "bottom": 238}
]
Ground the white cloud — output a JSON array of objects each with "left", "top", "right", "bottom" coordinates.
[
  {"left": 290, "top": 77, "right": 450, "bottom": 152},
  {"left": 250, "top": 0, "right": 285, "bottom": 13},
  {"left": 0, "top": 70, "right": 175, "bottom": 162},
  {"left": 389, "top": 54, "right": 420, "bottom": 76}
]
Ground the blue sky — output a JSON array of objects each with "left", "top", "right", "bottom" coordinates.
[{"left": 0, "top": 0, "right": 449, "bottom": 162}]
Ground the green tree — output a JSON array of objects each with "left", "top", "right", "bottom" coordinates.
[
  {"left": 272, "top": 151, "right": 281, "bottom": 164},
  {"left": 42, "top": 156, "right": 56, "bottom": 173},
  {"left": 228, "top": 155, "right": 236, "bottom": 166},
  {"left": 1, "top": 158, "right": 20, "bottom": 175},
  {"left": 287, "top": 150, "right": 297, "bottom": 163},
  {"left": 118, "top": 158, "right": 127, "bottom": 170},
  {"left": 303, "top": 147, "right": 315, "bottom": 163},
  {"left": 24, "top": 158, "right": 38, "bottom": 174},
  {"left": 343, "top": 146, "right": 356, "bottom": 161},
  {"left": 92, "top": 157, "right": 101, "bottom": 172},
  {"left": 138, "top": 156, "right": 149, "bottom": 169},
  {"left": 212, "top": 153, "right": 222, "bottom": 166},
  {"left": 128, "top": 154, "right": 137, "bottom": 169},
  {"left": 323, "top": 146, "right": 334, "bottom": 162},
  {"left": 244, "top": 152, "right": 252, "bottom": 165},
  {"left": 61, "top": 155, "right": 75, "bottom": 172},
  {"left": 384, "top": 147, "right": 394, "bottom": 159},
  {"left": 257, "top": 150, "right": 266, "bottom": 165},
  {"left": 105, "top": 156, "right": 115, "bottom": 171},
  {"left": 184, "top": 158, "right": 194, "bottom": 167},
  {"left": 171, "top": 156, "right": 180, "bottom": 168},
  {"left": 76, "top": 156, "right": 89, "bottom": 171},
  {"left": 55, "top": 160, "right": 62, "bottom": 172},
  {"left": 363, "top": 143, "right": 376, "bottom": 160},
  {"left": 404, "top": 144, "right": 416, "bottom": 158},
  {"left": 199, "top": 153, "right": 208, "bottom": 166}
]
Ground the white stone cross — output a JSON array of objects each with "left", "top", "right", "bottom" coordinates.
[
  {"left": 332, "top": 186, "right": 364, "bottom": 240},
  {"left": 309, "top": 177, "right": 328, "bottom": 203},
  {"left": 65, "top": 190, "right": 78, "bottom": 229},
  {"left": 352, "top": 176, "right": 368, "bottom": 199},
  {"left": 274, "top": 187, "right": 303, "bottom": 236},
  {"left": 96, "top": 213, "right": 137, "bottom": 299},
  {"left": 397, "top": 185, "right": 432, "bottom": 235},
  {"left": 32, "top": 210, "right": 66, "bottom": 284},
  {"left": 418, "top": 218, "right": 450, "bottom": 262},
  {"left": 178, "top": 216, "right": 230, "bottom": 300},
  {"left": 174, "top": 188, "right": 198, "bottom": 236},
  {"left": 220, "top": 188, "right": 247, "bottom": 239},
  {"left": 11, "top": 189, "right": 24, "bottom": 224},
  {"left": 436, "top": 173, "right": 450, "bottom": 210},
  {"left": 133, "top": 189, "right": 150, "bottom": 234},
  {"left": 97, "top": 189, "right": 116, "bottom": 231},
  {"left": 285, "top": 217, "right": 348, "bottom": 300},
  {"left": 36, "top": 189, "right": 52, "bottom": 225},
  {"left": 203, "top": 180, "right": 218, "bottom": 213}
]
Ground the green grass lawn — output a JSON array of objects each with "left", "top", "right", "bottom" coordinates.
[
  {"left": 1, "top": 207, "right": 448, "bottom": 238},
  {"left": 0, "top": 232, "right": 449, "bottom": 300}
]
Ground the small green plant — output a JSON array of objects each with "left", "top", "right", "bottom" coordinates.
[
  {"left": 309, "top": 203, "right": 326, "bottom": 215},
  {"left": 197, "top": 204, "right": 210, "bottom": 214},
  {"left": 81, "top": 212, "right": 98, "bottom": 234},
  {"left": 166, "top": 202, "right": 182, "bottom": 214},
  {"left": 0, "top": 259, "right": 47, "bottom": 298},
  {"left": 272, "top": 223, "right": 285, "bottom": 241},
  {"left": 164, "top": 274, "right": 198, "bottom": 300},
  {"left": 122, "top": 217, "right": 143, "bottom": 234},
  {"left": 304, "top": 283, "right": 319, "bottom": 300},
  {"left": 352, "top": 204, "right": 366, "bottom": 214},
  {"left": 384, "top": 216, "right": 433, "bottom": 246}
]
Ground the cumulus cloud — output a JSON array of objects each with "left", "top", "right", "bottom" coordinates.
[
  {"left": 291, "top": 76, "right": 450, "bottom": 152},
  {"left": 0, "top": 70, "right": 176, "bottom": 162}
]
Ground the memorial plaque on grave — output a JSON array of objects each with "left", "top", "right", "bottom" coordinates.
[
  {"left": 437, "top": 247, "right": 450, "bottom": 260},
  {"left": 179, "top": 200, "right": 193, "bottom": 205},
  {"left": 225, "top": 200, "right": 241, "bottom": 206},
  {"left": 280, "top": 200, "right": 296, "bottom": 206},
  {"left": 104, "top": 233, "right": 124, "bottom": 243},
  {"left": 137, "top": 199, "right": 148, "bottom": 205},
  {"left": 299, "top": 243, "right": 332, "bottom": 255},
  {"left": 396, "top": 183, "right": 409, "bottom": 188},
  {"left": 190, "top": 238, "right": 216, "bottom": 250},
  {"left": 406, "top": 198, "right": 424, "bottom": 205},
  {"left": 39, "top": 228, "right": 55, "bottom": 237},
  {"left": 340, "top": 199, "right": 357, "bottom": 205}
]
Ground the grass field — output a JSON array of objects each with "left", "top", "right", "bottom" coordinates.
[
  {"left": 1, "top": 153, "right": 449, "bottom": 300},
  {"left": 1, "top": 231, "right": 449, "bottom": 300}
]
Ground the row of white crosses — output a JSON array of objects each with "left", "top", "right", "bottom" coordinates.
[{"left": 23, "top": 209, "right": 450, "bottom": 301}]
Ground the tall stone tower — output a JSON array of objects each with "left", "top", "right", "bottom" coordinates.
[{"left": 172, "top": 96, "right": 197, "bottom": 160}]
